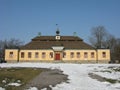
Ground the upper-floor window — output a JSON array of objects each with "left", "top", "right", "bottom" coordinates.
[
  {"left": 42, "top": 52, "right": 46, "bottom": 58},
  {"left": 91, "top": 52, "right": 94, "bottom": 58},
  {"left": 21, "top": 52, "right": 24, "bottom": 58},
  {"left": 9, "top": 52, "right": 13, "bottom": 58},
  {"left": 77, "top": 52, "right": 80, "bottom": 58},
  {"left": 102, "top": 52, "right": 106, "bottom": 58},
  {"left": 28, "top": 52, "right": 32, "bottom": 58},
  {"left": 63, "top": 52, "right": 66, "bottom": 58},
  {"left": 84, "top": 52, "right": 88, "bottom": 58},
  {"left": 50, "top": 52, "right": 53, "bottom": 58},
  {"left": 35, "top": 52, "right": 39, "bottom": 58},
  {"left": 70, "top": 52, "right": 74, "bottom": 58}
]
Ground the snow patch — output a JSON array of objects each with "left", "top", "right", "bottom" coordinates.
[
  {"left": 2, "top": 80, "right": 6, "bottom": 83},
  {"left": 0, "top": 87, "right": 5, "bottom": 90},
  {"left": 8, "top": 83, "right": 21, "bottom": 86},
  {"left": 27, "top": 87, "right": 38, "bottom": 90},
  {"left": 41, "top": 88, "right": 47, "bottom": 90}
]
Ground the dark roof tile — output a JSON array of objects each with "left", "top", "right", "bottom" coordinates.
[{"left": 32, "top": 36, "right": 83, "bottom": 41}]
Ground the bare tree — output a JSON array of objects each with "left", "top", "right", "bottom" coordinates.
[
  {"left": 89, "top": 26, "right": 107, "bottom": 48},
  {"left": 112, "top": 38, "right": 120, "bottom": 63},
  {"left": 89, "top": 26, "right": 120, "bottom": 63},
  {"left": 7, "top": 38, "right": 23, "bottom": 49},
  {"left": 0, "top": 38, "right": 23, "bottom": 59},
  {"left": 102, "top": 34, "right": 116, "bottom": 49},
  {"left": 0, "top": 40, "right": 8, "bottom": 59}
]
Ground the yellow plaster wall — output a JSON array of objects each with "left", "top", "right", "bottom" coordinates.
[{"left": 5, "top": 49, "right": 18, "bottom": 61}]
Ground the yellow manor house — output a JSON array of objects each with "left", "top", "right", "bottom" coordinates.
[{"left": 5, "top": 31, "right": 110, "bottom": 63}]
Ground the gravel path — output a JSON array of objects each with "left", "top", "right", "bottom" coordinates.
[{"left": 25, "top": 69, "right": 68, "bottom": 90}]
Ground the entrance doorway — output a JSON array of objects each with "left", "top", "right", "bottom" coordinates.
[{"left": 55, "top": 53, "right": 60, "bottom": 60}]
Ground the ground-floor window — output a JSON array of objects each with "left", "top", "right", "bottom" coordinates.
[
  {"left": 91, "top": 52, "right": 94, "bottom": 58},
  {"left": 28, "top": 52, "right": 32, "bottom": 58},
  {"left": 9, "top": 52, "right": 13, "bottom": 58},
  {"left": 63, "top": 52, "right": 66, "bottom": 58},
  {"left": 77, "top": 52, "right": 80, "bottom": 58},
  {"left": 21, "top": 52, "right": 24, "bottom": 58},
  {"left": 84, "top": 52, "right": 88, "bottom": 58},
  {"left": 35, "top": 52, "right": 39, "bottom": 58},
  {"left": 70, "top": 52, "right": 74, "bottom": 58},
  {"left": 102, "top": 52, "right": 106, "bottom": 58},
  {"left": 50, "top": 52, "right": 53, "bottom": 58},
  {"left": 42, "top": 52, "right": 46, "bottom": 58}
]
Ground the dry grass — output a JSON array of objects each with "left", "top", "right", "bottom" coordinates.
[{"left": 0, "top": 67, "right": 44, "bottom": 90}]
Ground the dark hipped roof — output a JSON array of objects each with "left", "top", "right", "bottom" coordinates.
[
  {"left": 32, "top": 36, "right": 83, "bottom": 41},
  {"left": 20, "top": 36, "right": 95, "bottom": 50}
]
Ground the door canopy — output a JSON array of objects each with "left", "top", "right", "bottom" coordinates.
[{"left": 52, "top": 46, "right": 64, "bottom": 51}]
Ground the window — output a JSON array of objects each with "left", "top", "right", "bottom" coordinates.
[
  {"left": 70, "top": 52, "right": 74, "bottom": 58},
  {"left": 56, "top": 36, "right": 60, "bottom": 40},
  {"left": 50, "top": 52, "right": 53, "bottom": 58},
  {"left": 84, "top": 52, "right": 88, "bottom": 58},
  {"left": 21, "top": 52, "right": 24, "bottom": 58},
  {"left": 35, "top": 52, "right": 39, "bottom": 58},
  {"left": 102, "top": 52, "right": 106, "bottom": 58},
  {"left": 77, "top": 52, "right": 80, "bottom": 58},
  {"left": 91, "top": 52, "right": 94, "bottom": 58},
  {"left": 42, "top": 52, "right": 46, "bottom": 58},
  {"left": 63, "top": 52, "right": 66, "bottom": 58},
  {"left": 9, "top": 52, "right": 13, "bottom": 58},
  {"left": 28, "top": 52, "right": 32, "bottom": 58}
]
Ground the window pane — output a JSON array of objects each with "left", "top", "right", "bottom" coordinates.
[
  {"left": 42, "top": 52, "right": 46, "bottom": 58},
  {"left": 50, "top": 52, "right": 53, "bottom": 58},
  {"left": 35, "top": 52, "right": 39, "bottom": 58},
  {"left": 102, "top": 52, "right": 106, "bottom": 58},
  {"left": 70, "top": 52, "right": 74, "bottom": 58},
  {"left": 28, "top": 52, "right": 31, "bottom": 58},
  {"left": 91, "top": 52, "right": 94, "bottom": 58},
  {"left": 77, "top": 52, "right": 80, "bottom": 58},
  {"left": 84, "top": 52, "right": 88, "bottom": 58},
  {"left": 9, "top": 52, "right": 13, "bottom": 58},
  {"left": 21, "top": 52, "right": 24, "bottom": 58},
  {"left": 63, "top": 52, "right": 66, "bottom": 58}
]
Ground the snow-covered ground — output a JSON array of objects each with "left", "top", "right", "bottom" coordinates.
[{"left": 0, "top": 63, "right": 120, "bottom": 90}]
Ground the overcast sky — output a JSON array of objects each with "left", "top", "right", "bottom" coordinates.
[{"left": 0, "top": 0, "right": 120, "bottom": 43}]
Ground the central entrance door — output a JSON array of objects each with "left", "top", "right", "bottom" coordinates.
[{"left": 55, "top": 53, "right": 60, "bottom": 60}]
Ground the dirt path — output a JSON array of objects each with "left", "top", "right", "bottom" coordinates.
[
  {"left": 25, "top": 69, "right": 68, "bottom": 90},
  {"left": 88, "top": 73, "right": 106, "bottom": 82}
]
